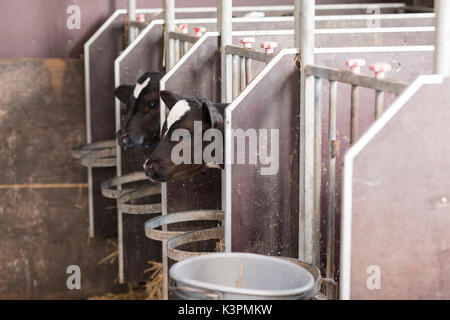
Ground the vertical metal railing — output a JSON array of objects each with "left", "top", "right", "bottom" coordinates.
[
  {"left": 296, "top": 0, "right": 317, "bottom": 268},
  {"left": 168, "top": 26, "right": 203, "bottom": 65},
  {"left": 306, "top": 62, "right": 409, "bottom": 299},
  {"left": 326, "top": 80, "right": 337, "bottom": 299},
  {"left": 225, "top": 41, "right": 276, "bottom": 99},
  {"left": 164, "top": 0, "right": 176, "bottom": 71}
]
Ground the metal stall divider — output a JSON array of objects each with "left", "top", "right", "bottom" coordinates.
[
  {"left": 93, "top": 7, "right": 300, "bottom": 283},
  {"left": 221, "top": 4, "right": 435, "bottom": 301},
  {"left": 111, "top": 19, "right": 213, "bottom": 285},
  {"left": 150, "top": 13, "right": 434, "bottom": 300},
  {"left": 305, "top": 62, "right": 409, "bottom": 298},
  {"left": 89, "top": 1, "right": 436, "bottom": 298},
  {"left": 123, "top": 5, "right": 432, "bottom": 298},
  {"left": 81, "top": 4, "right": 299, "bottom": 239},
  {"left": 83, "top": 8, "right": 162, "bottom": 238},
  {"left": 340, "top": 0, "right": 450, "bottom": 300},
  {"left": 110, "top": 15, "right": 298, "bottom": 285},
  {"left": 313, "top": 45, "right": 433, "bottom": 299},
  {"left": 340, "top": 75, "right": 450, "bottom": 299},
  {"left": 156, "top": 27, "right": 300, "bottom": 299}
]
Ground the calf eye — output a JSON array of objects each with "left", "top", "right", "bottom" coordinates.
[{"left": 149, "top": 101, "right": 158, "bottom": 109}]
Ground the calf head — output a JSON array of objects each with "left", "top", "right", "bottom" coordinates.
[
  {"left": 144, "top": 90, "right": 227, "bottom": 182},
  {"left": 115, "top": 71, "right": 163, "bottom": 151}
]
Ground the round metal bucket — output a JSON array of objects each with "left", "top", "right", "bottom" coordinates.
[
  {"left": 169, "top": 253, "right": 315, "bottom": 300},
  {"left": 279, "top": 257, "right": 322, "bottom": 298}
]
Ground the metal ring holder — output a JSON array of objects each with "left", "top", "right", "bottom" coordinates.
[
  {"left": 145, "top": 210, "right": 224, "bottom": 242},
  {"left": 101, "top": 171, "right": 149, "bottom": 199},
  {"left": 166, "top": 226, "right": 224, "bottom": 262},
  {"left": 118, "top": 184, "right": 162, "bottom": 214},
  {"left": 71, "top": 140, "right": 116, "bottom": 160},
  {"left": 80, "top": 147, "right": 117, "bottom": 168}
]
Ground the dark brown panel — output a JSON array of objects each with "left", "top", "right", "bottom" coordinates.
[
  {"left": 165, "top": 35, "right": 223, "bottom": 222},
  {"left": 230, "top": 53, "right": 300, "bottom": 258},
  {"left": 117, "top": 24, "right": 164, "bottom": 282}
]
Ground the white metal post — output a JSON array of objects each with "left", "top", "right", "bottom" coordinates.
[
  {"left": 219, "top": 0, "right": 233, "bottom": 253},
  {"left": 164, "top": 0, "right": 176, "bottom": 71},
  {"left": 127, "top": 0, "right": 138, "bottom": 45},
  {"left": 434, "top": 0, "right": 450, "bottom": 76},
  {"left": 162, "top": 0, "right": 175, "bottom": 300},
  {"left": 219, "top": 0, "right": 233, "bottom": 104},
  {"left": 295, "top": 0, "right": 317, "bottom": 265}
]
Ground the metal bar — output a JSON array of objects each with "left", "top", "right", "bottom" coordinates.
[
  {"left": 232, "top": 55, "right": 240, "bottom": 99},
  {"left": 375, "top": 90, "right": 385, "bottom": 119},
  {"left": 296, "top": 0, "right": 316, "bottom": 265},
  {"left": 225, "top": 45, "right": 273, "bottom": 64},
  {"left": 404, "top": 5, "right": 434, "bottom": 13},
  {"left": 179, "top": 40, "right": 185, "bottom": 58},
  {"left": 240, "top": 57, "right": 246, "bottom": 92},
  {"left": 245, "top": 58, "right": 252, "bottom": 85},
  {"left": 434, "top": 0, "right": 450, "bottom": 76},
  {"left": 163, "top": 0, "right": 175, "bottom": 300},
  {"left": 168, "top": 31, "right": 199, "bottom": 44},
  {"left": 174, "top": 38, "right": 180, "bottom": 63},
  {"left": 219, "top": 0, "right": 233, "bottom": 254},
  {"left": 305, "top": 65, "right": 408, "bottom": 95},
  {"left": 326, "top": 80, "right": 338, "bottom": 300},
  {"left": 164, "top": 0, "right": 175, "bottom": 71},
  {"left": 313, "top": 77, "right": 322, "bottom": 269},
  {"left": 219, "top": 0, "right": 233, "bottom": 104},
  {"left": 127, "top": 0, "right": 137, "bottom": 45},
  {"left": 316, "top": 3, "right": 406, "bottom": 10},
  {"left": 350, "top": 84, "right": 360, "bottom": 145}
]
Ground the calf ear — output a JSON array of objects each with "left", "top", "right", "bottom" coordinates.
[
  {"left": 115, "top": 85, "right": 134, "bottom": 103},
  {"left": 160, "top": 90, "right": 184, "bottom": 110},
  {"left": 203, "top": 101, "right": 223, "bottom": 129}
]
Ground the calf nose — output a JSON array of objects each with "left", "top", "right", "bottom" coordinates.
[
  {"left": 120, "top": 135, "right": 130, "bottom": 146},
  {"left": 143, "top": 158, "right": 153, "bottom": 172},
  {"left": 117, "top": 130, "right": 130, "bottom": 147}
]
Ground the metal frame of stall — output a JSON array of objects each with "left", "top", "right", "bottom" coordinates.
[
  {"left": 83, "top": 2, "right": 298, "bottom": 239},
  {"left": 150, "top": 0, "right": 436, "bottom": 300},
  {"left": 340, "top": 0, "right": 450, "bottom": 300}
]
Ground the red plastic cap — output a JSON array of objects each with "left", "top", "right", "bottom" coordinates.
[
  {"left": 345, "top": 59, "right": 366, "bottom": 73},
  {"left": 260, "top": 41, "right": 278, "bottom": 54},
  {"left": 194, "top": 27, "right": 206, "bottom": 36},
  {"left": 136, "top": 14, "right": 146, "bottom": 23},
  {"left": 179, "top": 24, "right": 189, "bottom": 34},
  {"left": 369, "top": 63, "right": 392, "bottom": 79},
  {"left": 239, "top": 37, "right": 256, "bottom": 48}
]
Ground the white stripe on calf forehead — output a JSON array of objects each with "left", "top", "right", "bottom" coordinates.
[
  {"left": 133, "top": 77, "right": 151, "bottom": 99},
  {"left": 163, "top": 99, "right": 191, "bottom": 136}
]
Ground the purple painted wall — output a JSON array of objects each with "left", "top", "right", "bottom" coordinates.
[{"left": 0, "top": 0, "right": 428, "bottom": 59}]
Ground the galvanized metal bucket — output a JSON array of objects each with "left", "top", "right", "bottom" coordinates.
[{"left": 169, "top": 253, "right": 315, "bottom": 300}]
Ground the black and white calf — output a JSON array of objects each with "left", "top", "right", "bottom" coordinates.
[
  {"left": 143, "top": 91, "right": 227, "bottom": 182},
  {"left": 115, "top": 71, "right": 164, "bottom": 151}
]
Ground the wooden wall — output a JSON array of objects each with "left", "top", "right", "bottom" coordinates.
[{"left": 0, "top": 58, "right": 124, "bottom": 299}]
